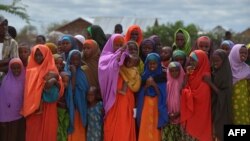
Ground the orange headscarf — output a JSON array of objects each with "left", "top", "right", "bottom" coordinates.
[
  {"left": 21, "top": 44, "right": 64, "bottom": 117},
  {"left": 125, "top": 25, "right": 143, "bottom": 46}
]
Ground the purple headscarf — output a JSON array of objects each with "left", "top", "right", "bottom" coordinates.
[
  {"left": 0, "top": 58, "right": 25, "bottom": 122},
  {"left": 229, "top": 44, "right": 250, "bottom": 84},
  {"left": 98, "top": 34, "right": 127, "bottom": 115}
]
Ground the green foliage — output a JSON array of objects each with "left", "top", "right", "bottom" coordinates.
[
  {"left": 144, "top": 20, "right": 200, "bottom": 46},
  {"left": 0, "top": 0, "right": 30, "bottom": 23},
  {"left": 16, "top": 25, "right": 37, "bottom": 45}
]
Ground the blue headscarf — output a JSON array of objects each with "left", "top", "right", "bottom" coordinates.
[
  {"left": 61, "top": 35, "right": 79, "bottom": 60},
  {"left": 64, "top": 49, "right": 89, "bottom": 134},
  {"left": 136, "top": 53, "right": 168, "bottom": 128}
]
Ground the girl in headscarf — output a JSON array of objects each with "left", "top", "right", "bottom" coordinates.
[
  {"left": 228, "top": 44, "right": 250, "bottom": 124},
  {"left": 196, "top": 36, "right": 213, "bottom": 61},
  {"left": 81, "top": 39, "right": 100, "bottom": 89},
  {"left": 207, "top": 49, "right": 233, "bottom": 141},
  {"left": 162, "top": 61, "right": 185, "bottom": 141},
  {"left": 99, "top": 34, "right": 140, "bottom": 141},
  {"left": 22, "top": 45, "right": 64, "bottom": 141},
  {"left": 136, "top": 53, "right": 168, "bottom": 141},
  {"left": 87, "top": 25, "right": 107, "bottom": 51},
  {"left": 127, "top": 40, "right": 144, "bottom": 74},
  {"left": 172, "top": 28, "right": 191, "bottom": 55},
  {"left": 64, "top": 50, "right": 89, "bottom": 141},
  {"left": 160, "top": 46, "right": 173, "bottom": 72},
  {"left": 0, "top": 58, "right": 25, "bottom": 141},
  {"left": 180, "top": 50, "right": 212, "bottom": 141},
  {"left": 172, "top": 49, "right": 187, "bottom": 69},
  {"left": 61, "top": 35, "right": 79, "bottom": 60},
  {"left": 125, "top": 25, "right": 143, "bottom": 46},
  {"left": 139, "top": 38, "right": 156, "bottom": 62},
  {"left": 220, "top": 40, "right": 234, "bottom": 56},
  {"left": 150, "top": 35, "right": 162, "bottom": 54}
]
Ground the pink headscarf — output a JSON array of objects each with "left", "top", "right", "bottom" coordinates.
[{"left": 167, "top": 61, "right": 185, "bottom": 124}]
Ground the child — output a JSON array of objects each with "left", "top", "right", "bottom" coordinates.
[
  {"left": 125, "top": 25, "right": 143, "bottom": 46},
  {"left": 202, "top": 49, "right": 233, "bottom": 141},
  {"left": 180, "top": 50, "right": 212, "bottom": 141},
  {"left": 139, "top": 38, "right": 156, "bottom": 62},
  {"left": 127, "top": 41, "right": 144, "bottom": 74},
  {"left": 172, "top": 49, "right": 187, "bottom": 69},
  {"left": 87, "top": 86, "right": 103, "bottom": 141},
  {"left": 118, "top": 54, "right": 140, "bottom": 95},
  {"left": 0, "top": 58, "right": 25, "bottom": 141},
  {"left": 228, "top": 44, "right": 250, "bottom": 125},
  {"left": 64, "top": 49, "right": 89, "bottom": 140},
  {"left": 18, "top": 42, "right": 30, "bottom": 67},
  {"left": 160, "top": 46, "right": 172, "bottom": 72},
  {"left": 22, "top": 45, "right": 63, "bottom": 141},
  {"left": 220, "top": 40, "right": 234, "bottom": 56},
  {"left": 54, "top": 54, "right": 65, "bottom": 73},
  {"left": 162, "top": 61, "right": 185, "bottom": 141},
  {"left": 172, "top": 28, "right": 191, "bottom": 55},
  {"left": 136, "top": 53, "right": 168, "bottom": 141}
]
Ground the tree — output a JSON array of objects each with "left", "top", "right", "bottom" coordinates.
[
  {"left": 45, "top": 20, "right": 69, "bottom": 34},
  {"left": 144, "top": 20, "right": 200, "bottom": 47},
  {"left": 16, "top": 25, "right": 38, "bottom": 45},
  {"left": 0, "top": 0, "right": 30, "bottom": 23}
]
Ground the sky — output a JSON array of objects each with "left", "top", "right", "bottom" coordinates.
[{"left": 1, "top": 0, "right": 250, "bottom": 34}]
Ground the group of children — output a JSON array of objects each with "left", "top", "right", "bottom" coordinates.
[{"left": 0, "top": 23, "right": 250, "bottom": 141}]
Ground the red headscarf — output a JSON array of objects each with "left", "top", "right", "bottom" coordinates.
[
  {"left": 21, "top": 45, "right": 64, "bottom": 117},
  {"left": 125, "top": 25, "right": 143, "bottom": 46}
]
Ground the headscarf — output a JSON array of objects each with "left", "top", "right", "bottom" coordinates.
[
  {"left": 127, "top": 40, "right": 144, "bottom": 74},
  {"left": 87, "top": 25, "right": 107, "bottom": 51},
  {"left": 172, "top": 49, "right": 187, "bottom": 68},
  {"left": 172, "top": 28, "right": 191, "bottom": 55},
  {"left": 21, "top": 45, "right": 64, "bottom": 117},
  {"left": 228, "top": 44, "right": 250, "bottom": 84},
  {"left": 180, "top": 50, "right": 212, "bottom": 141},
  {"left": 0, "top": 58, "right": 25, "bottom": 122},
  {"left": 64, "top": 49, "right": 89, "bottom": 133},
  {"left": 212, "top": 49, "right": 233, "bottom": 140},
  {"left": 139, "top": 38, "right": 156, "bottom": 62},
  {"left": 98, "top": 34, "right": 127, "bottom": 115},
  {"left": 221, "top": 40, "right": 234, "bottom": 49},
  {"left": 61, "top": 35, "right": 79, "bottom": 60},
  {"left": 125, "top": 25, "right": 143, "bottom": 46},
  {"left": 81, "top": 39, "right": 100, "bottom": 88},
  {"left": 197, "top": 36, "right": 211, "bottom": 48},
  {"left": 74, "top": 35, "right": 85, "bottom": 45},
  {"left": 45, "top": 42, "right": 58, "bottom": 54},
  {"left": 136, "top": 53, "right": 168, "bottom": 128},
  {"left": 167, "top": 62, "right": 185, "bottom": 124}
]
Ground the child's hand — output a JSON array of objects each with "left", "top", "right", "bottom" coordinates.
[{"left": 70, "top": 65, "right": 76, "bottom": 73}]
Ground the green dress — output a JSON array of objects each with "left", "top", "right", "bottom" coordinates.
[{"left": 232, "top": 79, "right": 250, "bottom": 124}]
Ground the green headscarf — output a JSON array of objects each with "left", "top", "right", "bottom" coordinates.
[{"left": 172, "top": 28, "right": 191, "bottom": 55}]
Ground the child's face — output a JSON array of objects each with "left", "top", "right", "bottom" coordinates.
[
  {"left": 212, "top": 54, "right": 223, "bottom": 69},
  {"left": 11, "top": 63, "right": 22, "bottom": 77},
  {"left": 18, "top": 47, "right": 30, "bottom": 62},
  {"left": 87, "top": 89, "right": 96, "bottom": 103},
  {"left": 125, "top": 56, "right": 138, "bottom": 68},
  {"left": 220, "top": 44, "right": 231, "bottom": 56},
  {"left": 76, "top": 40, "right": 83, "bottom": 52},
  {"left": 55, "top": 58, "right": 64, "bottom": 72},
  {"left": 160, "top": 47, "right": 172, "bottom": 61},
  {"left": 113, "top": 37, "right": 124, "bottom": 52},
  {"left": 70, "top": 53, "right": 81, "bottom": 67},
  {"left": 61, "top": 75, "right": 69, "bottom": 87},
  {"left": 62, "top": 40, "right": 72, "bottom": 53},
  {"left": 34, "top": 49, "right": 44, "bottom": 65},
  {"left": 142, "top": 42, "right": 154, "bottom": 57},
  {"left": 198, "top": 41, "right": 210, "bottom": 53},
  {"left": 148, "top": 60, "right": 158, "bottom": 71},
  {"left": 169, "top": 67, "right": 180, "bottom": 79},
  {"left": 128, "top": 43, "right": 138, "bottom": 55},
  {"left": 173, "top": 56, "right": 185, "bottom": 67},
  {"left": 189, "top": 57, "right": 198, "bottom": 69},
  {"left": 239, "top": 47, "right": 248, "bottom": 62},
  {"left": 83, "top": 44, "right": 92, "bottom": 59},
  {"left": 36, "top": 36, "right": 45, "bottom": 44},
  {"left": 176, "top": 32, "right": 185, "bottom": 48},
  {"left": 130, "top": 30, "right": 139, "bottom": 41}
]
